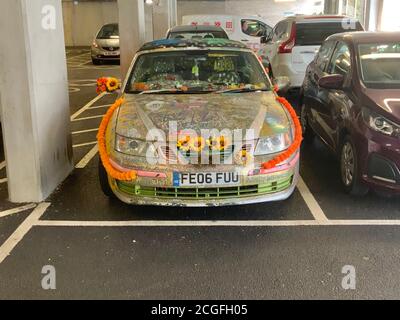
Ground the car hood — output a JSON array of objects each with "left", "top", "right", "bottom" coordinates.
[
  {"left": 362, "top": 88, "right": 400, "bottom": 122},
  {"left": 95, "top": 38, "right": 119, "bottom": 47},
  {"left": 115, "top": 92, "right": 291, "bottom": 140}
]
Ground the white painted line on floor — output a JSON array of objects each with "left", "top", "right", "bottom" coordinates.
[
  {"left": 297, "top": 176, "right": 330, "bottom": 225},
  {"left": 0, "top": 161, "right": 6, "bottom": 171},
  {"left": 0, "top": 203, "right": 50, "bottom": 265},
  {"left": 0, "top": 204, "right": 37, "bottom": 219},
  {"left": 76, "top": 145, "right": 99, "bottom": 169},
  {"left": 0, "top": 178, "right": 7, "bottom": 184},
  {"left": 34, "top": 220, "right": 319, "bottom": 227},
  {"left": 89, "top": 104, "right": 112, "bottom": 110},
  {"left": 73, "top": 141, "right": 97, "bottom": 148},
  {"left": 33, "top": 219, "right": 400, "bottom": 228},
  {"left": 72, "top": 128, "right": 99, "bottom": 135},
  {"left": 70, "top": 92, "right": 106, "bottom": 121},
  {"left": 72, "top": 114, "right": 104, "bottom": 122}
]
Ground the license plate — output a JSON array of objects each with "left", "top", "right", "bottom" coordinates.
[
  {"left": 104, "top": 51, "right": 119, "bottom": 56},
  {"left": 173, "top": 172, "right": 240, "bottom": 187}
]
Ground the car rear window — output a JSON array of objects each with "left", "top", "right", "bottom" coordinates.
[
  {"left": 169, "top": 31, "right": 228, "bottom": 40},
  {"left": 295, "top": 22, "right": 363, "bottom": 46}
]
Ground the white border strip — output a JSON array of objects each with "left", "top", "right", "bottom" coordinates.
[
  {"left": 0, "top": 204, "right": 37, "bottom": 219},
  {"left": 72, "top": 128, "right": 99, "bottom": 135},
  {"left": 33, "top": 219, "right": 400, "bottom": 227},
  {"left": 70, "top": 92, "right": 106, "bottom": 121},
  {"left": 0, "top": 178, "right": 7, "bottom": 184},
  {"left": 76, "top": 145, "right": 99, "bottom": 169},
  {"left": 297, "top": 176, "right": 330, "bottom": 224},
  {"left": 72, "top": 114, "right": 104, "bottom": 122},
  {"left": 0, "top": 203, "right": 50, "bottom": 264},
  {"left": 73, "top": 141, "right": 97, "bottom": 148}
]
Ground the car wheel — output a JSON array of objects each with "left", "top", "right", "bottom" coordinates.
[
  {"left": 300, "top": 102, "right": 314, "bottom": 143},
  {"left": 340, "top": 135, "right": 369, "bottom": 196},
  {"left": 98, "top": 158, "right": 115, "bottom": 198},
  {"left": 92, "top": 58, "right": 101, "bottom": 65}
]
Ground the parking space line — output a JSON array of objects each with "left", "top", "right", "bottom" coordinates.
[
  {"left": 0, "top": 178, "right": 7, "bottom": 184},
  {"left": 70, "top": 92, "right": 107, "bottom": 121},
  {"left": 73, "top": 141, "right": 97, "bottom": 148},
  {"left": 32, "top": 219, "right": 400, "bottom": 228},
  {"left": 0, "top": 204, "right": 37, "bottom": 219},
  {"left": 72, "top": 114, "right": 104, "bottom": 122},
  {"left": 297, "top": 176, "right": 330, "bottom": 224},
  {"left": 76, "top": 145, "right": 99, "bottom": 169},
  {"left": 89, "top": 104, "right": 112, "bottom": 110},
  {"left": 72, "top": 128, "right": 99, "bottom": 135},
  {"left": 0, "top": 203, "right": 50, "bottom": 264}
]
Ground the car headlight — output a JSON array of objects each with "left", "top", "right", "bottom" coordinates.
[
  {"left": 115, "top": 134, "right": 156, "bottom": 157},
  {"left": 362, "top": 108, "right": 400, "bottom": 137},
  {"left": 254, "top": 132, "right": 292, "bottom": 156}
]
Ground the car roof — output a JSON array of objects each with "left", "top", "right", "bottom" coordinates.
[
  {"left": 284, "top": 14, "right": 357, "bottom": 23},
  {"left": 138, "top": 38, "right": 249, "bottom": 52},
  {"left": 327, "top": 31, "right": 400, "bottom": 44},
  {"left": 169, "top": 25, "right": 226, "bottom": 33}
]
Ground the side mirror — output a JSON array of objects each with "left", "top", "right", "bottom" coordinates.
[
  {"left": 318, "top": 74, "right": 344, "bottom": 90},
  {"left": 273, "top": 76, "right": 291, "bottom": 95}
]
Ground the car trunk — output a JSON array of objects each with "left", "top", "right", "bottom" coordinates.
[{"left": 291, "top": 21, "right": 363, "bottom": 73}]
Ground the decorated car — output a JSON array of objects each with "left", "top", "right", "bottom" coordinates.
[{"left": 97, "top": 39, "right": 302, "bottom": 207}]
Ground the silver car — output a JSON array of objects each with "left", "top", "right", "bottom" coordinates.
[{"left": 91, "top": 23, "right": 120, "bottom": 65}]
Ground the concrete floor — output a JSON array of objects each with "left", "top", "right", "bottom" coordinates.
[{"left": 0, "top": 49, "right": 400, "bottom": 299}]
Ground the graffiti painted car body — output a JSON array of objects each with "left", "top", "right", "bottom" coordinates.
[{"left": 99, "top": 39, "right": 300, "bottom": 206}]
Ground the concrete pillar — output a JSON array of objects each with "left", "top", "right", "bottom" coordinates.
[
  {"left": 152, "top": 0, "right": 178, "bottom": 40},
  {"left": 118, "top": 0, "right": 146, "bottom": 78},
  {"left": 0, "top": 0, "right": 73, "bottom": 203},
  {"left": 365, "top": 0, "right": 384, "bottom": 31}
]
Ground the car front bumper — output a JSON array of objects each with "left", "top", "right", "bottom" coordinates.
[
  {"left": 91, "top": 47, "right": 120, "bottom": 60},
  {"left": 108, "top": 154, "right": 300, "bottom": 207}
]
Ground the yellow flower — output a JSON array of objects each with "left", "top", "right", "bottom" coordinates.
[
  {"left": 177, "top": 136, "right": 191, "bottom": 152},
  {"left": 106, "top": 77, "right": 120, "bottom": 92},
  {"left": 207, "top": 136, "right": 229, "bottom": 151}
]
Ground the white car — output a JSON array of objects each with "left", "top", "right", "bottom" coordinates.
[
  {"left": 258, "top": 15, "right": 364, "bottom": 89},
  {"left": 182, "top": 15, "right": 273, "bottom": 51}
]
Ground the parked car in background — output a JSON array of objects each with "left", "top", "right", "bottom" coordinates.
[
  {"left": 300, "top": 32, "right": 400, "bottom": 196},
  {"left": 259, "top": 15, "right": 364, "bottom": 89},
  {"left": 182, "top": 15, "right": 273, "bottom": 50},
  {"left": 98, "top": 39, "right": 300, "bottom": 206},
  {"left": 91, "top": 23, "right": 120, "bottom": 65},
  {"left": 166, "top": 25, "right": 229, "bottom": 40}
]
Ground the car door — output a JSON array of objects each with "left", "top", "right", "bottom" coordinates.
[
  {"left": 304, "top": 40, "right": 337, "bottom": 135},
  {"left": 314, "top": 41, "right": 353, "bottom": 150},
  {"left": 240, "top": 18, "right": 273, "bottom": 51}
]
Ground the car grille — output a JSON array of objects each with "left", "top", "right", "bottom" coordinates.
[
  {"left": 102, "top": 46, "right": 119, "bottom": 51},
  {"left": 116, "top": 175, "right": 293, "bottom": 200}
]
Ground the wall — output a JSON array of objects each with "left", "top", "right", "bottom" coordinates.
[{"left": 62, "top": 0, "right": 119, "bottom": 46}]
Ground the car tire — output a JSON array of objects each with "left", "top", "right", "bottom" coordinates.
[
  {"left": 92, "top": 58, "right": 101, "bottom": 65},
  {"left": 98, "top": 158, "right": 115, "bottom": 198},
  {"left": 340, "top": 135, "right": 369, "bottom": 196},
  {"left": 300, "top": 102, "right": 314, "bottom": 143}
]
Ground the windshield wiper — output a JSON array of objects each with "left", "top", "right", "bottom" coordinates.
[{"left": 216, "top": 87, "right": 270, "bottom": 94}]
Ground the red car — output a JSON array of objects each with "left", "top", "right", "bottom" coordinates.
[{"left": 300, "top": 32, "right": 400, "bottom": 196}]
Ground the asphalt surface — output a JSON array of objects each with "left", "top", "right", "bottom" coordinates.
[{"left": 0, "top": 48, "right": 400, "bottom": 300}]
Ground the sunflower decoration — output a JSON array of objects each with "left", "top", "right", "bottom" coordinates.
[
  {"left": 206, "top": 136, "right": 230, "bottom": 152},
  {"left": 234, "top": 149, "right": 254, "bottom": 166},
  {"left": 106, "top": 77, "right": 120, "bottom": 92},
  {"left": 189, "top": 136, "right": 206, "bottom": 153},
  {"left": 177, "top": 135, "right": 191, "bottom": 152},
  {"left": 96, "top": 77, "right": 120, "bottom": 94}
]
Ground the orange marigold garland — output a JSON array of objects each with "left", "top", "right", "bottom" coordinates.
[
  {"left": 261, "top": 96, "right": 303, "bottom": 170},
  {"left": 97, "top": 97, "right": 137, "bottom": 181}
]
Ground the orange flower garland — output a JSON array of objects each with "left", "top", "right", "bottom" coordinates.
[
  {"left": 261, "top": 96, "right": 303, "bottom": 170},
  {"left": 97, "top": 97, "right": 137, "bottom": 181}
]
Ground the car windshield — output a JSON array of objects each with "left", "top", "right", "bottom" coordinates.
[
  {"left": 125, "top": 50, "right": 270, "bottom": 94},
  {"left": 168, "top": 31, "right": 228, "bottom": 40},
  {"left": 97, "top": 24, "right": 119, "bottom": 39},
  {"left": 296, "top": 21, "right": 363, "bottom": 46},
  {"left": 359, "top": 42, "right": 400, "bottom": 89}
]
